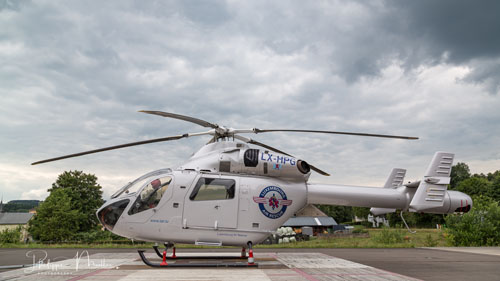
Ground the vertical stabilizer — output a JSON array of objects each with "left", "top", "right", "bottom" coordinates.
[
  {"left": 383, "top": 168, "right": 406, "bottom": 189},
  {"left": 370, "top": 168, "right": 406, "bottom": 215},
  {"left": 409, "top": 152, "right": 454, "bottom": 212}
]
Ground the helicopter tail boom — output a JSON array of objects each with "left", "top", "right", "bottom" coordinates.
[
  {"left": 306, "top": 182, "right": 471, "bottom": 215},
  {"left": 307, "top": 152, "right": 472, "bottom": 215},
  {"left": 367, "top": 168, "right": 407, "bottom": 215},
  {"left": 307, "top": 183, "right": 408, "bottom": 209}
]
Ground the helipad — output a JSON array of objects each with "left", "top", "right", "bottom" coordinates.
[{"left": 0, "top": 252, "right": 419, "bottom": 281}]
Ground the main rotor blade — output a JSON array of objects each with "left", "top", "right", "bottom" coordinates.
[
  {"left": 234, "top": 135, "right": 330, "bottom": 176},
  {"left": 32, "top": 134, "right": 189, "bottom": 165},
  {"left": 253, "top": 129, "right": 418, "bottom": 140},
  {"left": 244, "top": 138, "right": 293, "bottom": 157},
  {"left": 309, "top": 165, "right": 330, "bottom": 176},
  {"left": 139, "top": 110, "right": 219, "bottom": 129}
]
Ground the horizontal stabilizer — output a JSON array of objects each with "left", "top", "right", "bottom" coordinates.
[
  {"left": 370, "top": 207, "right": 396, "bottom": 216},
  {"left": 410, "top": 152, "right": 454, "bottom": 212}
]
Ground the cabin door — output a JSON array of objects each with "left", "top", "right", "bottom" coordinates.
[{"left": 183, "top": 175, "right": 239, "bottom": 229}]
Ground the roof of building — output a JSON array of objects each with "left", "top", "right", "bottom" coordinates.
[
  {"left": 294, "top": 204, "right": 328, "bottom": 217},
  {"left": 0, "top": 212, "right": 34, "bottom": 225},
  {"left": 283, "top": 216, "right": 337, "bottom": 227}
]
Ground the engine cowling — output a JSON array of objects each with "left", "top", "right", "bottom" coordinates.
[
  {"left": 217, "top": 148, "right": 311, "bottom": 179},
  {"left": 239, "top": 149, "right": 310, "bottom": 178},
  {"left": 180, "top": 142, "right": 311, "bottom": 179}
]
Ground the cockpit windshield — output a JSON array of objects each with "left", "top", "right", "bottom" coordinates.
[
  {"left": 128, "top": 176, "right": 172, "bottom": 215},
  {"left": 111, "top": 168, "right": 172, "bottom": 199}
]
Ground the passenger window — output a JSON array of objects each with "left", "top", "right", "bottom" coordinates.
[
  {"left": 189, "top": 178, "right": 235, "bottom": 201},
  {"left": 129, "top": 176, "right": 172, "bottom": 215}
]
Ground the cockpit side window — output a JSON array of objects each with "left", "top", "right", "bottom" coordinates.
[
  {"left": 98, "top": 199, "right": 129, "bottom": 230},
  {"left": 128, "top": 176, "right": 172, "bottom": 215},
  {"left": 189, "top": 178, "right": 235, "bottom": 201}
]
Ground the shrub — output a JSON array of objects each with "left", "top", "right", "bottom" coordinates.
[
  {"left": 445, "top": 195, "right": 500, "bottom": 246},
  {"left": 373, "top": 228, "right": 404, "bottom": 244},
  {"left": 74, "top": 229, "right": 122, "bottom": 243},
  {"left": 0, "top": 226, "right": 23, "bottom": 244},
  {"left": 352, "top": 226, "right": 368, "bottom": 234},
  {"left": 423, "top": 234, "right": 438, "bottom": 247}
]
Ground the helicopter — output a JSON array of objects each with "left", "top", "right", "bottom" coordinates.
[{"left": 32, "top": 110, "right": 472, "bottom": 267}]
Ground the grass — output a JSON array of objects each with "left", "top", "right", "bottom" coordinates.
[
  {"left": 1, "top": 228, "right": 450, "bottom": 249},
  {"left": 257, "top": 228, "right": 449, "bottom": 248}
]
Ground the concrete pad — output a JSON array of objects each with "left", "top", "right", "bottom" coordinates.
[
  {"left": 117, "top": 269, "right": 271, "bottom": 281},
  {"left": 273, "top": 253, "right": 421, "bottom": 281},
  {"left": 0, "top": 251, "right": 419, "bottom": 281}
]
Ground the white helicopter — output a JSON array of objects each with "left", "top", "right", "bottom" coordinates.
[{"left": 32, "top": 111, "right": 472, "bottom": 267}]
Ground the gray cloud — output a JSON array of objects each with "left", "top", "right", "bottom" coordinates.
[
  {"left": 1, "top": 1, "right": 499, "bottom": 201},
  {"left": 387, "top": 0, "right": 500, "bottom": 94},
  {"left": 390, "top": 0, "right": 500, "bottom": 62}
]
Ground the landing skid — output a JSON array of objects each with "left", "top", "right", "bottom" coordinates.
[
  {"left": 139, "top": 242, "right": 257, "bottom": 268},
  {"left": 152, "top": 245, "right": 248, "bottom": 260},
  {"left": 138, "top": 250, "right": 258, "bottom": 268}
]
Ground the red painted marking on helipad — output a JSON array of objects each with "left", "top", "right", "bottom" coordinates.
[
  {"left": 291, "top": 268, "right": 320, "bottom": 281},
  {"left": 67, "top": 268, "right": 108, "bottom": 281}
]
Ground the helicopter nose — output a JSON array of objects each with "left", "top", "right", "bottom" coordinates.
[{"left": 97, "top": 199, "right": 130, "bottom": 231}]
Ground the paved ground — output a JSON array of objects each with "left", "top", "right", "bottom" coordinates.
[
  {"left": 0, "top": 247, "right": 499, "bottom": 281},
  {"left": 317, "top": 247, "right": 500, "bottom": 281},
  {"left": 428, "top": 246, "right": 500, "bottom": 256}
]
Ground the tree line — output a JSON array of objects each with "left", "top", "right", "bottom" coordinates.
[{"left": 1, "top": 200, "right": 40, "bottom": 213}]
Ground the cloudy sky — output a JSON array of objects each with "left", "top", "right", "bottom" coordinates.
[{"left": 1, "top": 0, "right": 500, "bottom": 202}]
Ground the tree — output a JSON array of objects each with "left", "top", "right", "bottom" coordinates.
[
  {"left": 450, "top": 162, "right": 471, "bottom": 189},
  {"left": 28, "top": 188, "right": 83, "bottom": 241},
  {"left": 487, "top": 170, "right": 500, "bottom": 182},
  {"left": 48, "top": 170, "right": 104, "bottom": 232},
  {"left": 353, "top": 207, "right": 370, "bottom": 219},
  {"left": 386, "top": 211, "right": 417, "bottom": 227},
  {"left": 386, "top": 211, "right": 445, "bottom": 228},
  {"left": 489, "top": 174, "right": 500, "bottom": 202},
  {"left": 414, "top": 213, "right": 445, "bottom": 228},
  {"left": 455, "top": 177, "right": 492, "bottom": 198},
  {"left": 28, "top": 171, "right": 104, "bottom": 242},
  {"left": 316, "top": 205, "right": 353, "bottom": 223},
  {"left": 445, "top": 195, "right": 500, "bottom": 246}
]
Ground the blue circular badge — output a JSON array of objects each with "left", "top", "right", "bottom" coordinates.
[{"left": 253, "top": 186, "right": 293, "bottom": 219}]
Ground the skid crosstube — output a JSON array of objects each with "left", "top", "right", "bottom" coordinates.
[
  {"left": 152, "top": 245, "right": 247, "bottom": 260},
  {"left": 138, "top": 250, "right": 258, "bottom": 268}
]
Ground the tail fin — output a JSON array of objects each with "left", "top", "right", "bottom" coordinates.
[
  {"left": 370, "top": 168, "right": 406, "bottom": 215},
  {"left": 383, "top": 168, "right": 406, "bottom": 189},
  {"left": 409, "top": 152, "right": 454, "bottom": 212}
]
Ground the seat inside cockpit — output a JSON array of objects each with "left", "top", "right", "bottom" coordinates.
[{"left": 128, "top": 176, "right": 172, "bottom": 215}]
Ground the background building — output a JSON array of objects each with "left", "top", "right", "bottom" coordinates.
[
  {"left": 283, "top": 204, "right": 340, "bottom": 236},
  {"left": 0, "top": 200, "right": 34, "bottom": 241}
]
